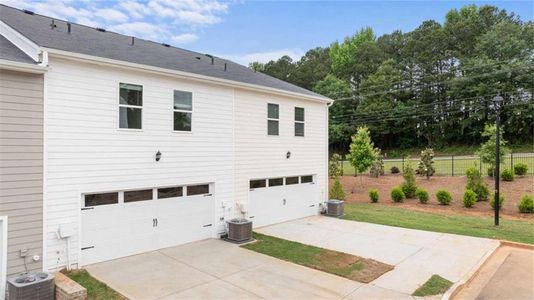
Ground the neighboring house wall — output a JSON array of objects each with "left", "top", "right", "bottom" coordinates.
[
  {"left": 0, "top": 69, "right": 44, "bottom": 276},
  {"left": 44, "top": 57, "right": 235, "bottom": 270},
  {"left": 234, "top": 89, "right": 328, "bottom": 211}
]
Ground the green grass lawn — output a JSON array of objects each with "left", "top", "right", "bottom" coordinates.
[
  {"left": 343, "top": 204, "right": 534, "bottom": 244},
  {"left": 341, "top": 153, "right": 534, "bottom": 176},
  {"left": 64, "top": 270, "right": 125, "bottom": 300},
  {"left": 412, "top": 275, "right": 453, "bottom": 297},
  {"left": 242, "top": 232, "right": 392, "bottom": 283}
]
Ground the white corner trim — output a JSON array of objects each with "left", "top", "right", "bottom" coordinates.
[
  {"left": 0, "top": 59, "right": 48, "bottom": 73},
  {"left": 43, "top": 48, "right": 333, "bottom": 104},
  {"left": 0, "top": 216, "right": 8, "bottom": 298},
  {"left": 0, "top": 20, "right": 41, "bottom": 62}
]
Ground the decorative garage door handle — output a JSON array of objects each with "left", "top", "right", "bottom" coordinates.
[{"left": 283, "top": 199, "right": 286, "bottom": 205}]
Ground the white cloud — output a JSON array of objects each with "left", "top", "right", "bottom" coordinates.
[
  {"left": 222, "top": 49, "right": 305, "bottom": 66},
  {"left": 171, "top": 33, "right": 199, "bottom": 44},
  {"left": 0, "top": 0, "right": 232, "bottom": 46}
]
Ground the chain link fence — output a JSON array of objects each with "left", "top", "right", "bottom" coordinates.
[{"left": 339, "top": 152, "right": 534, "bottom": 176}]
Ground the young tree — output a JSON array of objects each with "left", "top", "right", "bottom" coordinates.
[
  {"left": 417, "top": 148, "right": 435, "bottom": 179},
  {"left": 348, "top": 127, "right": 378, "bottom": 192},
  {"left": 478, "top": 124, "right": 509, "bottom": 176},
  {"left": 329, "top": 153, "right": 342, "bottom": 178}
]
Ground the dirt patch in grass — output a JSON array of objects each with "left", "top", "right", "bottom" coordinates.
[
  {"left": 412, "top": 274, "right": 453, "bottom": 296},
  {"left": 63, "top": 269, "right": 126, "bottom": 300},
  {"left": 242, "top": 232, "right": 393, "bottom": 283},
  {"left": 335, "top": 174, "right": 533, "bottom": 220}
]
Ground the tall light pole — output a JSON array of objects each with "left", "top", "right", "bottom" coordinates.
[{"left": 493, "top": 95, "right": 503, "bottom": 226}]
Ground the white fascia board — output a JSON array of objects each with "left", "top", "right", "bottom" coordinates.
[
  {"left": 0, "top": 20, "right": 41, "bottom": 62},
  {"left": 43, "top": 48, "right": 333, "bottom": 104},
  {"left": 0, "top": 59, "right": 48, "bottom": 73}
]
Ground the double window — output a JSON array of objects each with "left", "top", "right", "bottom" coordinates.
[
  {"left": 174, "top": 90, "right": 192, "bottom": 131},
  {"left": 267, "top": 103, "right": 279, "bottom": 136},
  {"left": 119, "top": 83, "right": 143, "bottom": 129},
  {"left": 294, "top": 107, "right": 305, "bottom": 136}
]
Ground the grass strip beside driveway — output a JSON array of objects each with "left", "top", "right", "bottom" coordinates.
[
  {"left": 412, "top": 275, "right": 453, "bottom": 296},
  {"left": 64, "top": 270, "right": 125, "bottom": 300},
  {"left": 242, "top": 232, "right": 393, "bottom": 283},
  {"left": 344, "top": 204, "right": 534, "bottom": 244}
]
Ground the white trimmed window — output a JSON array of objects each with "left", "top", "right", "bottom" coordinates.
[
  {"left": 119, "top": 83, "right": 143, "bottom": 129},
  {"left": 295, "top": 107, "right": 305, "bottom": 136},
  {"left": 174, "top": 90, "right": 193, "bottom": 131},
  {"left": 267, "top": 103, "right": 279, "bottom": 136}
]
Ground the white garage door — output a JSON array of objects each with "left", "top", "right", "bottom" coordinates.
[
  {"left": 249, "top": 175, "right": 318, "bottom": 228},
  {"left": 80, "top": 184, "right": 214, "bottom": 266}
]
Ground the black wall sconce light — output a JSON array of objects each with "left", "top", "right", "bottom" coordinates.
[
  {"left": 286, "top": 151, "right": 291, "bottom": 159},
  {"left": 155, "top": 151, "right": 162, "bottom": 162}
]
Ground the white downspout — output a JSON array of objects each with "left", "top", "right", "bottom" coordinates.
[{"left": 325, "top": 101, "right": 334, "bottom": 205}]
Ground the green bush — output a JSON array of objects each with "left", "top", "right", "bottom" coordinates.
[
  {"left": 501, "top": 169, "right": 514, "bottom": 181},
  {"left": 463, "top": 189, "right": 477, "bottom": 208},
  {"left": 401, "top": 161, "right": 417, "bottom": 198},
  {"left": 390, "top": 166, "right": 400, "bottom": 174},
  {"left": 415, "top": 188, "right": 429, "bottom": 204},
  {"left": 465, "top": 166, "right": 489, "bottom": 201},
  {"left": 436, "top": 190, "right": 452, "bottom": 205},
  {"left": 518, "top": 194, "right": 534, "bottom": 213},
  {"left": 391, "top": 187, "right": 405, "bottom": 203},
  {"left": 329, "top": 153, "right": 342, "bottom": 178},
  {"left": 369, "top": 189, "right": 379, "bottom": 203},
  {"left": 329, "top": 178, "right": 345, "bottom": 200},
  {"left": 487, "top": 166, "right": 494, "bottom": 177},
  {"left": 490, "top": 193, "right": 505, "bottom": 210},
  {"left": 514, "top": 163, "right": 528, "bottom": 176}
]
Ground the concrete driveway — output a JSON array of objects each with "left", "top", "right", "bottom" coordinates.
[{"left": 86, "top": 216, "right": 499, "bottom": 299}]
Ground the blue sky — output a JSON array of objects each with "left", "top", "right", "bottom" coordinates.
[{"left": 2, "top": 1, "right": 532, "bottom": 65}]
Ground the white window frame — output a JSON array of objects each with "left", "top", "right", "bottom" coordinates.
[
  {"left": 173, "top": 89, "right": 193, "bottom": 133},
  {"left": 295, "top": 107, "right": 305, "bottom": 137},
  {"left": 267, "top": 103, "right": 279, "bottom": 136},
  {"left": 118, "top": 82, "right": 143, "bottom": 131}
]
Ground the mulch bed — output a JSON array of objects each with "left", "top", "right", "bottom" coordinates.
[{"left": 335, "top": 174, "right": 534, "bottom": 220}]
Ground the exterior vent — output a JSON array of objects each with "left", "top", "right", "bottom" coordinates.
[
  {"left": 96, "top": 27, "right": 106, "bottom": 32},
  {"left": 7, "top": 272, "right": 55, "bottom": 300},
  {"left": 226, "top": 218, "right": 252, "bottom": 242},
  {"left": 162, "top": 43, "right": 170, "bottom": 47},
  {"left": 23, "top": 9, "right": 35, "bottom": 15},
  {"left": 326, "top": 200, "right": 344, "bottom": 217}
]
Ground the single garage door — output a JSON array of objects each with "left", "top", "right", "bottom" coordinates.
[
  {"left": 249, "top": 175, "right": 318, "bottom": 227},
  {"left": 80, "top": 184, "right": 214, "bottom": 266}
]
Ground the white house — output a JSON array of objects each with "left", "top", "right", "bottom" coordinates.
[{"left": 0, "top": 3, "right": 331, "bottom": 282}]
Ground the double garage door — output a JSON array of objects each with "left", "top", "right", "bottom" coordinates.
[
  {"left": 249, "top": 175, "right": 318, "bottom": 227},
  {"left": 80, "top": 184, "right": 214, "bottom": 266}
]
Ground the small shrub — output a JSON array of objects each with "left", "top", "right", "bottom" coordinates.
[
  {"left": 415, "top": 188, "right": 429, "bottom": 204},
  {"left": 329, "top": 178, "right": 345, "bottom": 200},
  {"left": 514, "top": 163, "right": 528, "bottom": 176},
  {"left": 370, "top": 155, "right": 385, "bottom": 178},
  {"left": 463, "top": 189, "right": 477, "bottom": 208},
  {"left": 487, "top": 166, "right": 494, "bottom": 177},
  {"left": 436, "top": 190, "right": 452, "bottom": 205},
  {"left": 465, "top": 166, "right": 489, "bottom": 201},
  {"left": 390, "top": 166, "right": 400, "bottom": 174},
  {"left": 501, "top": 169, "right": 514, "bottom": 181},
  {"left": 518, "top": 194, "right": 534, "bottom": 213},
  {"left": 391, "top": 187, "right": 405, "bottom": 203},
  {"left": 329, "top": 153, "right": 342, "bottom": 178},
  {"left": 369, "top": 189, "right": 379, "bottom": 203},
  {"left": 417, "top": 148, "right": 435, "bottom": 179},
  {"left": 401, "top": 161, "right": 417, "bottom": 198},
  {"left": 490, "top": 193, "right": 505, "bottom": 210}
]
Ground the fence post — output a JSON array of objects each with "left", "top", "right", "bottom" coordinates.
[
  {"left": 479, "top": 157, "right": 482, "bottom": 174},
  {"left": 451, "top": 155, "right": 454, "bottom": 176},
  {"left": 510, "top": 150, "right": 513, "bottom": 171},
  {"left": 402, "top": 156, "right": 405, "bottom": 171},
  {"left": 340, "top": 160, "right": 344, "bottom": 176}
]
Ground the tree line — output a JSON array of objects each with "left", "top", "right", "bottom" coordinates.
[{"left": 250, "top": 5, "right": 533, "bottom": 153}]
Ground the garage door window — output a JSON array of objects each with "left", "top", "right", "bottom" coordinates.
[
  {"left": 158, "top": 187, "right": 183, "bottom": 199},
  {"left": 187, "top": 184, "right": 210, "bottom": 196},
  {"left": 301, "top": 175, "right": 314, "bottom": 183},
  {"left": 268, "top": 178, "right": 283, "bottom": 187},
  {"left": 285, "top": 176, "right": 299, "bottom": 185},
  {"left": 84, "top": 192, "right": 118, "bottom": 207},
  {"left": 250, "top": 179, "right": 266, "bottom": 189},
  {"left": 124, "top": 189, "right": 153, "bottom": 203}
]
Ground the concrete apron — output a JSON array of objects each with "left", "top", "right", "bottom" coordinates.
[{"left": 256, "top": 216, "right": 500, "bottom": 299}]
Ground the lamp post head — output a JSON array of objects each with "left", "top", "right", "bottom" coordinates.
[{"left": 492, "top": 95, "right": 504, "bottom": 103}]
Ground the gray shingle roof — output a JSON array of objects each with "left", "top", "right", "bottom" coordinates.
[
  {"left": 0, "top": 5, "right": 329, "bottom": 100},
  {"left": 0, "top": 35, "right": 36, "bottom": 64}
]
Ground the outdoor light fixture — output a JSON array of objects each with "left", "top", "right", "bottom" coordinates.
[
  {"left": 286, "top": 151, "right": 291, "bottom": 159},
  {"left": 155, "top": 151, "right": 162, "bottom": 162}
]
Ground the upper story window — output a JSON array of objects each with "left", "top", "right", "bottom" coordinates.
[
  {"left": 119, "top": 83, "right": 143, "bottom": 129},
  {"left": 267, "top": 103, "right": 279, "bottom": 136},
  {"left": 295, "top": 107, "right": 305, "bottom": 137},
  {"left": 174, "top": 90, "right": 192, "bottom": 131}
]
